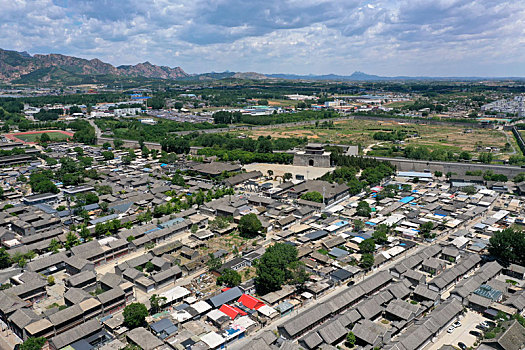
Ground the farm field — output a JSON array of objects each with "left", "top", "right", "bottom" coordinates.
[{"left": 239, "top": 119, "right": 511, "bottom": 157}]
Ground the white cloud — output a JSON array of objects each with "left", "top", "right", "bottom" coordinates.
[{"left": 0, "top": 0, "right": 523, "bottom": 76}]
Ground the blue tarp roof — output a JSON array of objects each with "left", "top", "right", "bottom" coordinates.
[
  {"left": 159, "top": 217, "right": 185, "bottom": 229},
  {"left": 399, "top": 196, "right": 415, "bottom": 204}
]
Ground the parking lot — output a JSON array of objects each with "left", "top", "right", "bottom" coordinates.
[{"left": 425, "top": 310, "right": 488, "bottom": 350}]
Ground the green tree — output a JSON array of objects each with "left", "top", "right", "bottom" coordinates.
[
  {"left": 102, "top": 142, "right": 111, "bottom": 149},
  {"left": 25, "top": 250, "right": 36, "bottom": 262},
  {"left": 463, "top": 185, "right": 476, "bottom": 195},
  {"left": 420, "top": 221, "right": 434, "bottom": 238},
  {"left": 346, "top": 331, "right": 356, "bottom": 347},
  {"left": 149, "top": 294, "right": 167, "bottom": 314},
  {"left": 65, "top": 232, "right": 79, "bottom": 250},
  {"left": 11, "top": 252, "right": 24, "bottom": 266},
  {"left": 360, "top": 253, "right": 375, "bottom": 269},
  {"left": 238, "top": 213, "right": 263, "bottom": 238},
  {"left": 48, "top": 239, "right": 61, "bottom": 254},
  {"left": 29, "top": 170, "right": 58, "bottom": 194},
  {"left": 356, "top": 201, "right": 371, "bottom": 217},
  {"left": 47, "top": 276, "right": 55, "bottom": 286},
  {"left": 113, "top": 138, "right": 124, "bottom": 149},
  {"left": 102, "top": 151, "right": 114, "bottom": 161},
  {"left": 20, "top": 337, "right": 47, "bottom": 350},
  {"left": 255, "top": 243, "right": 300, "bottom": 295},
  {"left": 288, "top": 260, "right": 309, "bottom": 288},
  {"left": 359, "top": 238, "right": 376, "bottom": 254},
  {"left": 207, "top": 253, "right": 222, "bottom": 272},
  {"left": 73, "top": 146, "right": 84, "bottom": 155},
  {"left": 0, "top": 248, "right": 11, "bottom": 268},
  {"left": 216, "top": 269, "right": 242, "bottom": 287},
  {"left": 300, "top": 191, "right": 323, "bottom": 203},
  {"left": 479, "top": 152, "right": 493, "bottom": 164},
  {"left": 283, "top": 172, "right": 293, "bottom": 181},
  {"left": 145, "top": 261, "right": 155, "bottom": 273},
  {"left": 488, "top": 228, "right": 525, "bottom": 266},
  {"left": 514, "top": 173, "right": 525, "bottom": 183},
  {"left": 121, "top": 155, "right": 132, "bottom": 165},
  {"left": 459, "top": 151, "right": 471, "bottom": 160},
  {"left": 372, "top": 224, "right": 389, "bottom": 245},
  {"left": 40, "top": 133, "right": 51, "bottom": 143},
  {"left": 353, "top": 219, "right": 365, "bottom": 232},
  {"left": 123, "top": 303, "right": 148, "bottom": 329},
  {"left": 171, "top": 173, "right": 186, "bottom": 187}
]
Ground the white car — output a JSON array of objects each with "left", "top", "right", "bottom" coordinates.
[
  {"left": 447, "top": 326, "right": 455, "bottom": 333},
  {"left": 453, "top": 321, "right": 462, "bottom": 328}
]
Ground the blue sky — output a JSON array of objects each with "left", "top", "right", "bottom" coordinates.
[{"left": 1, "top": 0, "right": 524, "bottom": 76}]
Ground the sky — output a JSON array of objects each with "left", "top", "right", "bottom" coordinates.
[{"left": 1, "top": 0, "right": 524, "bottom": 76}]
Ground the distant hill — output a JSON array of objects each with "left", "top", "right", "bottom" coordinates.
[
  {"left": 0, "top": 48, "right": 188, "bottom": 84},
  {"left": 266, "top": 71, "right": 525, "bottom": 81},
  {"left": 266, "top": 71, "right": 388, "bottom": 81}
]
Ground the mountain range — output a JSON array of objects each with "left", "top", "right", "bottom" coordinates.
[
  {"left": 1, "top": 48, "right": 523, "bottom": 85},
  {"left": 0, "top": 48, "right": 188, "bottom": 84}
]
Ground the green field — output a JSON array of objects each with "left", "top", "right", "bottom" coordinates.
[
  {"left": 15, "top": 131, "right": 71, "bottom": 142},
  {"left": 242, "top": 119, "right": 511, "bottom": 158}
]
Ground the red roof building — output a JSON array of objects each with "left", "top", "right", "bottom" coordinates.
[
  {"left": 219, "top": 304, "right": 246, "bottom": 320},
  {"left": 238, "top": 294, "right": 265, "bottom": 310}
]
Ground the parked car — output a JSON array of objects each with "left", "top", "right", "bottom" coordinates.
[
  {"left": 470, "top": 330, "right": 483, "bottom": 337},
  {"left": 453, "top": 321, "right": 462, "bottom": 328},
  {"left": 447, "top": 326, "right": 455, "bottom": 333},
  {"left": 458, "top": 342, "right": 467, "bottom": 350}
]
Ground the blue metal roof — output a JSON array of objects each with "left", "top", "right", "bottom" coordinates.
[{"left": 399, "top": 196, "right": 415, "bottom": 204}]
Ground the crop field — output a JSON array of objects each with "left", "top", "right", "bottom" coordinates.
[
  {"left": 5, "top": 130, "right": 73, "bottom": 144},
  {"left": 241, "top": 119, "right": 511, "bottom": 156}
]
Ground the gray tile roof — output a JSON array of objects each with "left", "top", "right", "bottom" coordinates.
[
  {"left": 317, "top": 319, "right": 347, "bottom": 345},
  {"left": 8, "top": 308, "right": 40, "bottom": 329},
  {"left": 66, "top": 270, "right": 96, "bottom": 287},
  {"left": 48, "top": 305, "right": 83, "bottom": 326},
  {"left": 97, "top": 287, "right": 124, "bottom": 305},
  {"left": 50, "top": 319, "right": 102, "bottom": 349},
  {"left": 127, "top": 327, "right": 164, "bottom": 350}
]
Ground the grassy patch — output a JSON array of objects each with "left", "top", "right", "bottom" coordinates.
[
  {"left": 15, "top": 131, "right": 70, "bottom": 142},
  {"left": 317, "top": 248, "right": 329, "bottom": 255}
]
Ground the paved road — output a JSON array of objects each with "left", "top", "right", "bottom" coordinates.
[{"left": 88, "top": 119, "right": 102, "bottom": 139}]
